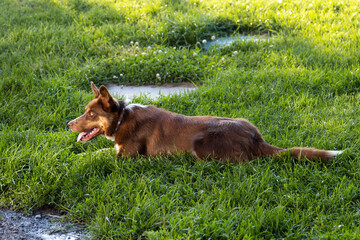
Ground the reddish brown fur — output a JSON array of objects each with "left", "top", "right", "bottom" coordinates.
[{"left": 68, "top": 83, "right": 341, "bottom": 163}]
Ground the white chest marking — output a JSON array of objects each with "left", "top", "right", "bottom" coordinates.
[{"left": 103, "top": 134, "right": 115, "bottom": 142}]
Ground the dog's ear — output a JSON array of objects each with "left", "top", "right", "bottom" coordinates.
[
  {"left": 99, "top": 85, "right": 112, "bottom": 99},
  {"left": 91, "top": 82, "right": 100, "bottom": 98},
  {"left": 99, "top": 85, "right": 118, "bottom": 112}
]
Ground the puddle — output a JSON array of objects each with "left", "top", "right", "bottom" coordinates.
[
  {"left": 107, "top": 82, "right": 197, "bottom": 100},
  {"left": 0, "top": 209, "right": 89, "bottom": 240},
  {"left": 204, "top": 35, "right": 268, "bottom": 50}
]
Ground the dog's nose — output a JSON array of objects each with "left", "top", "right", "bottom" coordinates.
[{"left": 68, "top": 121, "right": 74, "bottom": 127}]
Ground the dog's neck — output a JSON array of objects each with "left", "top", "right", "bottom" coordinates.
[
  {"left": 114, "top": 100, "right": 125, "bottom": 132},
  {"left": 104, "top": 100, "right": 126, "bottom": 141}
]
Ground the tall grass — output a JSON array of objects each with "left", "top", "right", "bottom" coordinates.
[{"left": 1, "top": 0, "right": 360, "bottom": 238}]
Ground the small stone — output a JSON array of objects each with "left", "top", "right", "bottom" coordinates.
[{"left": 35, "top": 214, "right": 41, "bottom": 219}]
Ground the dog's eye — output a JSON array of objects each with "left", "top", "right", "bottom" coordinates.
[{"left": 88, "top": 111, "right": 95, "bottom": 117}]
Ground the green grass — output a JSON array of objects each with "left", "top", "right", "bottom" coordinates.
[{"left": 1, "top": 0, "right": 360, "bottom": 238}]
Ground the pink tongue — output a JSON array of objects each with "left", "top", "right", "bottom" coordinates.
[{"left": 77, "top": 132, "right": 88, "bottom": 142}]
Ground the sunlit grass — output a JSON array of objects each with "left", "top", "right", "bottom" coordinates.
[{"left": 1, "top": 0, "right": 360, "bottom": 238}]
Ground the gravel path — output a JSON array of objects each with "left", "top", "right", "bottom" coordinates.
[{"left": 0, "top": 209, "right": 89, "bottom": 240}]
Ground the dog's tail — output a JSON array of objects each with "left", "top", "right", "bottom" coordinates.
[
  {"left": 284, "top": 147, "right": 343, "bottom": 161},
  {"left": 260, "top": 143, "right": 343, "bottom": 161}
]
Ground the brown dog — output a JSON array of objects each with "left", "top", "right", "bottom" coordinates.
[{"left": 68, "top": 82, "right": 343, "bottom": 162}]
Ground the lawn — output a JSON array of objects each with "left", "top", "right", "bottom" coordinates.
[{"left": 1, "top": 0, "right": 360, "bottom": 239}]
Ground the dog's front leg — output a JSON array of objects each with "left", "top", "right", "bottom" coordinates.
[
  {"left": 115, "top": 144, "right": 123, "bottom": 157},
  {"left": 115, "top": 143, "right": 143, "bottom": 158}
]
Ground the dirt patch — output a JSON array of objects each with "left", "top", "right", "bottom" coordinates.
[{"left": 0, "top": 209, "right": 89, "bottom": 240}]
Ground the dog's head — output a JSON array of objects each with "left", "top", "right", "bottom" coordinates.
[{"left": 68, "top": 82, "right": 125, "bottom": 142}]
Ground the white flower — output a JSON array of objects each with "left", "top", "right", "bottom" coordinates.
[
  {"left": 113, "top": 75, "right": 118, "bottom": 79},
  {"left": 135, "top": 47, "right": 139, "bottom": 51},
  {"left": 141, "top": 52, "right": 146, "bottom": 55},
  {"left": 158, "top": 50, "right": 163, "bottom": 53},
  {"left": 156, "top": 73, "right": 161, "bottom": 80},
  {"left": 193, "top": 52, "right": 197, "bottom": 57},
  {"left": 122, "top": 59, "right": 125, "bottom": 61},
  {"left": 202, "top": 39, "right": 207, "bottom": 44},
  {"left": 278, "top": 0, "right": 283, "bottom": 3},
  {"left": 233, "top": 51, "right": 238, "bottom": 55},
  {"left": 120, "top": 74, "right": 124, "bottom": 77},
  {"left": 211, "top": 36, "right": 216, "bottom": 41},
  {"left": 135, "top": 41, "right": 139, "bottom": 46},
  {"left": 130, "top": 41, "right": 134, "bottom": 45}
]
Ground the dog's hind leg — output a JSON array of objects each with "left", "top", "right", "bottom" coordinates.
[{"left": 191, "top": 132, "right": 251, "bottom": 162}]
